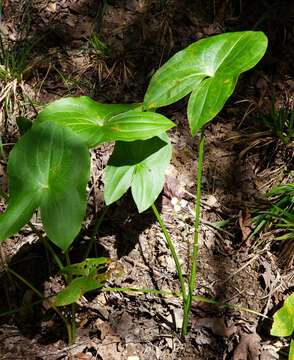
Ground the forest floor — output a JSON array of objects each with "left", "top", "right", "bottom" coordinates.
[{"left": 0, "top": 0, "right": 293, "bottom": 359}]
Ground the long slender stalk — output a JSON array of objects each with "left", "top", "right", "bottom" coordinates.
[
  {"left": 0, "top": 285, "right": 269, "bottom": 319},
  {"left": 84, "top": 206, "right": 108, "bottom": 260},
  {"left": 6, "top": 267, "right": 73, "bottom": 344},
  {"left": 182, "top": 128, "right": 205, "bottom": 336},
  {"left": 65, "top": 251, "right": 76, "bottom": 344},
  {"left": 102, "top": 286, "right": 269, "bottom": 318},
  {"left": 151, "top": 204, "right": 188, "bottom": 308},
  {"left": 28, "top": 222, "right": 64, "bottom": 271}
]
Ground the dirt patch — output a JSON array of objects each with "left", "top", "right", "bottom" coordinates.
[{"left": 0, "top": 0, "right": 293, "bottom": 359}]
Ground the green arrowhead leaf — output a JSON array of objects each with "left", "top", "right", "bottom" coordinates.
[
  {"left": 37, "top": 96, "right": 175, "bottom": 147},
  {"left": 144, "top": 31, "right": 268, "bottom": 134},
  {"left": 53, "top": 275, "right": 107, "bottom": 306},
  {"left": 104, "top": 133, "right": 172, "bottom": 212},
  {"left": 0, "top": 121, "right": 90, "bottom": 250},
  {"left": 271, "top": 293, "right": 294, "bottom": 337}
]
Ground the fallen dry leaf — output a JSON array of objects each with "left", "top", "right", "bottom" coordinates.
[
  {"left": 239, "top": 210, "right": 253, "bottom": 242},
  {"left": 233, "top": 333, "right": 261, "bottom": 360},
  {"left": 191, "top": 317, "right": 236, "bottom": 337}
]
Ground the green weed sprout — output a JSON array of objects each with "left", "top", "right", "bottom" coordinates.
[{"left": 0, "top": 31, "right": 268, "bottom": 342}]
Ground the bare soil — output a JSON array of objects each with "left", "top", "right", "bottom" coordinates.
[{"left": 0, "top": 1, "right": 293, "bottom": 359}]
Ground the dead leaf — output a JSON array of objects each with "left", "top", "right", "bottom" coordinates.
[
  {"left": 71, "top": 353, "right": 92, "bottom": 360},
  {"left": 46, "top": 2, "right": 56, "bottom": 13},
  {"left": 239, "top": 210, "right": 252, "bottom": 242},
  {"left": 261, "top": 260, "right": 274, "bottom": 291},
  {"left": 164, "top": 175, "right": 181, "bottom": 199},
  {"left": 191, "top": 317, "right": 236, "bottom": 337},
  {"left": 233, "top": 333, "right": 261, "bottom": 360}
]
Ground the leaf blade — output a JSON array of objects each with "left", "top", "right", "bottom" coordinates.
[
  {"left": 131, "top": 134, "right": 172, "bottom": 212},
  {"left": 102, "top": 111, "right": 175, "bottom": 143},
  {"left": 53, "top": 276, "right": 107, "bottom": 306},
  {"left": 271, "top": 293, "right": 294, "bottom": 337},
  {"left": 0, "top": 190, "right": 41, "bottom": 242},
  {"left": 104, "top": 165, "right": 134, "bottom": 205},
  {"left": 144, "top": 31, "right": 268, "bottom": 131},
  {"left": 188, "top": 74, "right": 238, "bottom": 134},
  {"left": 37, "top": 97, "right": 175, "bottom": 147},
  {"left": 0, "top": 121, "right": 90, "bottom": 250},
  {"left": 104, "top": 133, "right": 172, "bottom": 212}
]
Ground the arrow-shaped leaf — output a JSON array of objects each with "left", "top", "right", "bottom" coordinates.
[
  {"left": 37, "top": 96, "right": 175, "bottom": 147},
  {"left": 104, "top": 133, "right": 172, "bottom": 212},
  {"left": 144, "top": 31, "right": 268, "bottom": 134},
  {"left": 0, "top": 121, "right": 90, "bottom": 250}
]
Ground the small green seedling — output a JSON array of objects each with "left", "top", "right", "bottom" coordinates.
[
  {"left": 54, "top": 258, "right": 110, "bottom": 307},
  {"left": 0, "top": 96, "right": 175, "bottom": 342},
  {"left": 0, "top": 31, "right": 268, "bottom": 343},
  {"left": 271, "top": 293, "right": 294, "bottom": 360}
]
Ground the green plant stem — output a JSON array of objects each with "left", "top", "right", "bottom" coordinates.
[
  {"left": 6, "top": 266, "right": 73, "bottom": 344},
  {"left": 103, "top": 286, "right": 180, "bottom": 298},
  {"left": 182, "top": 127, "right": 205, "bottom": 337},
  {"left": 0, "top": 285, "right": 269, "bottom": 320},
  {"left": 151, "top": 203, "right": 188, "bottom": 310},
  {"left": 0, "top": 299, "right": 43, "bottom": 317},
  {"left": 65, "top": 251, "right": 76, "bottom": 344},
  {"left": 28, "top": 222, "right": 64, "bottom": 271},
  {"left": 101, "top": 286, "right": 269, "bottom": 318},
  {"left": 84, "top": 206, "right": 108, "bottom": 260}
]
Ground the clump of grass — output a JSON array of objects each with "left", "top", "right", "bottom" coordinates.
[
  {"left": 253, "top": 183, "right": 294, "bottom": 241},
  {"left": 0, "top": 33, "right": 36, "bottom": 131},
  {"left": 262, "top": 104, "right": 294, "bottom": 145},
  {"left": 88, "top": 33, "right": 110, "bottom": 58}
]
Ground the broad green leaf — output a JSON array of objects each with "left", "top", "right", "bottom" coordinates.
[
  {"left": 53, "top": 275, "right": 108, "bottom": 306},
  {"left": 61, "top": 257, "right": 110, "bottom": 277},
  {"left": 0, "top": 122, "right": 90, "bottom": 250},
  {"left": 37, "top": 96, "right": 175, "bottom": 147},
  {"left": 100, "top": 110, "right": 175, "bottom": 143},
  {"left": 271, "top": 293, "right": 294, "bottom": 337},
  {"left": 144, "top": 31, "right": 268, "bottom": 133},
  {"left": 104, "top": 133, "right": 172, "bottom": 212}
]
